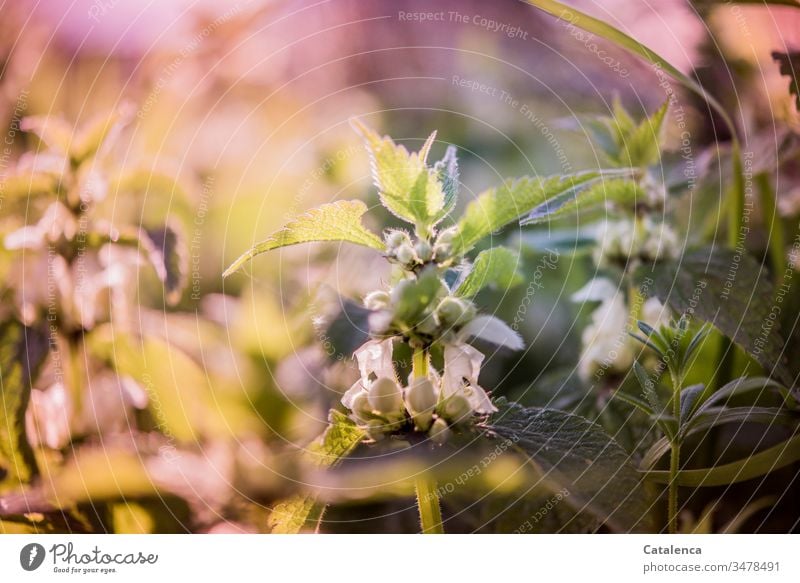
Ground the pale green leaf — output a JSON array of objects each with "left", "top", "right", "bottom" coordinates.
[
  {"left": 522, "top": 178, "right": 639, "bottom": 225},
  {"left": 486, "top": 399, "right": 653, "bottom": 532},
  {"left": 223, "top": 200, "right": 384, "bottom": 277},
  {"left": 453, "top": 171, "right": 619, "bottom": 255},
  {"left": 268, "top": 410, "right": 364, "bottom": 534},
  {"left": 645, "top": 433, "right": 800, "bottom": 487},
  {"left": 351, "top": 119, "right": 444, "bottom": 227},
  {"left": 455, "top": 247, "right": 522, "bottom": 298}
]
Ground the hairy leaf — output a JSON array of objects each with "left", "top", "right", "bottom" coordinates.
[
  {"left": 223, "top": 200, "right": 384, "bottom": 277},
  {"left": 392, "top": 268, "right": 446, "bottom": 325},
  {"left": 486, "top": 399, "right": 653, "bottom": 532},
  {"left": 0, "top": 322, "right": 48, "bottom": 490},
  {"left": 454, "top": 171, "right": 616, "bottom": 254},
  {"left": 635, "top": 247, "right": 793, "bottom": 385},
  {"left": 455, "top": 247, "right": 522, "bottom": 298},
  {"left": 522, "top": 177, "right": 638, "bottom": 225},
  {"left": 351, "top": 119, "right": 444, "bottom": 227},
  {"left": 268, "top": 411, "right": 364, "bottom": 533},
  {"left": 433, "top": 145, "right": 459, "bottom": 220}
]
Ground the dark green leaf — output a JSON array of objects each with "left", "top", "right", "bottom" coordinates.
[
  {"left": 635, "top": 247, "right": 793, "bottom": 385},
  {"left": 485, "top": 399, "right": 653, "bottom": 532}
]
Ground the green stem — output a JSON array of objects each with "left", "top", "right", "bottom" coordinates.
[
  {"left": 668, "top": 369, "right": 682, "bottom": 534},
  {"left": 414, "top": 475, "right": 444, "bottom": 534},
  {"left": 668, "top": 440, "right": 680, "bottom": 534},
  {"left": 755, "top": 172, "right": 786, "bottom": 282},
  {"left": 411, "top": 346, "right": 444, "bottom": 534}
]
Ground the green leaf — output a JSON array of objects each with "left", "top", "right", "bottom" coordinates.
[
  {"left": 486, "top": 399, "right": 653, "bottom": 532},
  {"left": 696, "top": 377, "right": 789, "bottom": 416},
  {"left": 351, "top": 119, "right": 444, "bottom": 227},
  {"left": 521, "top": 0, "right": 746, "bottom": 250},
  {"left": 522, "top": 178, "right": 639, "bottom": 225},
  {"left": 772, "top": 51, "right": 800, "bottom": 111},
  {"left": 617, "top": 101, "right": 669, "bottom": 167},
  {"left": 635, "top": 247, "right": 793, "bottom": 386},
  {"left": 268, "top": 410, "right": 365, "bottom": 534},
  {"left": 0, "top": 322, "right": 48, "bottom": 490},
  {"left": 455, "top": 247, "right": 522, "bottom": 298},
  {"left": 223, "top": 200, "right": 384, "bottom": 277},
  {"left": 644, "top": 433, "right": 800, "bottom": 487},
  {"left": 140, "top": 224, "right": 188, "bottom": 306},
  {"left": 680, "top": 384, "right": 705, "bottom": 423},
  {"left": 433, "top": 145, "right": 459, "bottom": 220},
  {"left": 454, "top": 171, "right": 616, "bottom": 255},
  {"left": 392, "top": 268, "right": 446, "bottom": 325}
]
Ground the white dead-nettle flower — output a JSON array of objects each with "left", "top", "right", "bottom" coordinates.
[
  {"left": 4, "top": 202, "right": 142, "bottom": 329},
  {"left": 341, "top": 320, "right": 522, "bottom": 441},
  {"left": 25, "top": 382, "right": 73, "bottom": 450},
  {"left": 573, "top": 279, "right": 671, "bottom": 381},
  {"left": 25, "top": 373, "right": 149, "bottom": 450},
  {"left": 593, "top": 217, "right": 679, "bottom": 269}
]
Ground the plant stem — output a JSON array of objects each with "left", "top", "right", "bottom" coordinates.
[
  {"left": 668, "top": 371, "right": 682, "bottom": 534},
  {"left": 414, "top": 475, "right": 444, "bottom": 534},
  {"left": 755, "top": 172, "right": 786, "bottom": 282},
  {"left": 411, "top": 346, "right": 444, "bottom": 533},
  {"left": 68, "top": 335, "right": 84, "bottom": 418}
]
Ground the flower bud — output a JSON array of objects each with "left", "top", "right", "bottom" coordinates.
[
  {"left": 406, "top": 377, "right": 438, "bottom": 414},
  {"left": 433, "top": 227, "right": 458, "bottom": 260},
  {"left": 412, "top": 410, "right": 434, "bottom": 432},
  {"left": 385, "top": 230, "right": 409, "bottom": 250},
  {"left": 364, "top": 290, "right": 391, "bottom": 311},
  {"left": 394, "top": 243, "right": 417, "bottom": 266},
  {"left": 415, "top": 313, "right": 439, "bottom": 335},
  {"left": 429, "top": 417, "right": 451, "bottom": 444},
  {"left": 368, "top": 377, "right": 404, "bottom": 415},
  {"left": 436, "top": 297, "right": 476, "bottom": 327},
  {"left": 350, "top": 391, "right": 374, "bottom": 422},
  {"left": 414, "top": 240, "right": 433, "bottom": 263},
  {"left": 438, "top": 394, "right": 472, "bottom": 425}
]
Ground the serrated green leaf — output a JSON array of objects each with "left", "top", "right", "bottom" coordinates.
[
  {"left": 486, "top": 399, "right": 653, "bottom": 532},
  {"left": 433, "top": 145, "right": 459, "bottom": 220},
  {"left": 0, "top": 172, "right": 59, "bottom": 216},
  {"left": 0, "top": 321, "right": 48, "bottom": 491},
  {"left": 268, "top": 410, "right": 364, "bottom": 534},
  {"left": 613, "top": 101, "right": 669, "bottom": 168},
  {"left": 455, "top": 247, "right": 522, "bottom": 298},
  {"left": 223, "top": 200, "right": 384, "bottom": 277},
  {"left": 351, "top": 119, "right": 444, "bottom": 227},
  {"left": 522, "top": 178, "right": 639, "bottom": 225},
  {"left": 635, "top": 247, "right": 793, "bottom": 386},
  {"left": 454, "top": 171, "right": 617, "bottom": 255}
]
